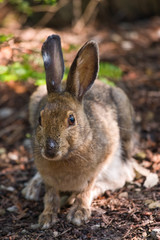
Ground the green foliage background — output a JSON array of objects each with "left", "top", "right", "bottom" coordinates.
[
  {"left": 0, "top": 0, "right": 57, "bottom": 15},
  {"left": 0, "top": 34, "right": 122, "bottom": 86}
]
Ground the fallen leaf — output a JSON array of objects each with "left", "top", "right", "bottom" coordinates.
[
  {"left": 118, "top": 192, "right": 128, "bottom": 199},
  {"left": 7, "top": 205, "right": 18, "bottom": 213},
  {"left": 149, "top": 201, "right": 160, "bottom": 209},
  {"left": 144, "top": 173, "right": 159, "bottom": 188}
]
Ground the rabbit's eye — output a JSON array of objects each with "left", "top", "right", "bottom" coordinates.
[
  {"left": 39, "top": 116, "right": 42, "bottom": 126},
  {"left": 68, "top": 114, "right": 75, "bottom": 126}
]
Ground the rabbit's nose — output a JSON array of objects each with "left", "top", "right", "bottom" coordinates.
[{"left": 45, "top": 137, "right": 57, "bottom": 158}]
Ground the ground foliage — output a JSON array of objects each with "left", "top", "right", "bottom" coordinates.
[{"left": 0, "top": 17, "right": 160, "bottom": 239}]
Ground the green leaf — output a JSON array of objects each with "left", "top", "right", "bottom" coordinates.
[
  {"left": 9, "top": 0, "right": 32, "bottom": 15},
  {"left": 0, "top": 74, "right": 18, "bottom": 82},
  {"left": 63, "top": 67, "right": 69, "bottom": 80},
  {"left": 35, "top": 79, "right": 46, "bottom": 86},
  {"left": 31, "top": 71, "right": 45, "bottom": 79},
  {"left": 10, "top": 62, "right": 30, "bottom": 80},
  {"left": 34, "top": 0, "right": 57, "bottom": 5},
  {"left": 99, "top": 62, "right": 122, "bottom": 80},
  {"left": 44, "top": 0, "right": 57, "bottom": 5},
  {"left": 14, "top": 67, "right": 27, "bottom": 76},
  {"left": 0, "top": 65, "right": 8, "bottom": 74},
  {"left": 99, "top": 77, "right": 116, "bottom": 87},
  {"left": 25, "top": 133, "right": 31, "bottom": 138},
  {"left": 18, "top": 1, "right": 32, "bottom": 15},
  {"left": 0, "top": 34, "right": 13, "bottom": 43}
]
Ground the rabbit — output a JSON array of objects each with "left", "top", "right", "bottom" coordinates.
[{"left": 26, "top": 34, "right": 137, "bottom": 229}]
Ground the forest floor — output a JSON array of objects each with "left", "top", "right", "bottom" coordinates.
[{"left": 0, "top": 17, "right": 160, "bottom": 239}]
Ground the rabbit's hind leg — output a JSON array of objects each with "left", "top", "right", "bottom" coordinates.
[
  {"left": 22, "top": 172, "right": 43, "bottom": 201},
  {"left": 92, "top": 151, "right": 135, "bottom": 200}
]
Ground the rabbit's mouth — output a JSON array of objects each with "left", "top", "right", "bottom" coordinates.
[
  {"left": 41, "top": 148, "right": 64, "bottom": 161},
  {"left": 41, "top": 147, "right": 74, "bottom": 161}
]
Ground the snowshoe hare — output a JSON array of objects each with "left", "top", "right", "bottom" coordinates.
[{"left": 24, "top": 34, "right": 137, "bottom": 228}]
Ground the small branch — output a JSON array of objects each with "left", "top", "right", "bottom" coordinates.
[
  {"left": 73, "top": 0, "right": 100, "bottom": 32},
  {"left": 122, "top": 220, "right": 154, "bottom": 239},
  {"left": 32, "top": 5, "right": 58, "bottom": 13},
  {"left": 72, "top": 0, "right": 82, "bottom": 26},
  {"left": 57, "top": 228, "right": 72, "bottom": 237},
  {"left": 32, "top": 0, "right": 70, "bottom": 27}
]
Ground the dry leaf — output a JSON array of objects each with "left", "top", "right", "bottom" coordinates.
[
  {"left": 148, "top": 201, "right": 160, "bottom": 209},
  {"left": 144, "top": 173, "right": 159, "bottom": 188}
]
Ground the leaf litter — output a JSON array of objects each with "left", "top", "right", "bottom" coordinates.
[{"left": 0, "top": 18, "right": 160, "bottom": 239}]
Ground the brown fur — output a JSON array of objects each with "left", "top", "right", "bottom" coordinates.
[{"left": 30, "top": 35, "right": 134, "bottom": 228}]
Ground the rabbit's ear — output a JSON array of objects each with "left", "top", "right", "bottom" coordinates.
[
  {"left": 66, "top": 41, "right": 99, "bottom": 101},
  {"left": 41, "top": 35, "right": 64, "bottom": 93}
]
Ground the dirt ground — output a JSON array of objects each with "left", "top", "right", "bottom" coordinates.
[{"left": 0, "top": 17, "right": 160, "bottom": 239}]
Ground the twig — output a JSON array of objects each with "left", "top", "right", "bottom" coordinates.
[
  {"left": 150, "top": 222, "right": 160, "bottom": 226},
  {"left": 73, "top": 0, "right": 100, "bottom": 32},
  {"left": 5, "top": 124, "right": 24, "bottom": 145},
  {"left": 33, "top": 0, "right": 69, "bottom": 27},
  {"left": 0, "top": 106, "right": 27, "bottom": 128},
  {"left": 32, "top": 5, "right": 59, "bottom": 13},
  {"left": 102, "top": 215, "right": 113, "bottom": 227},
  {"left": 72, "top": 0, "right": 82, "bottom": 26},
  {"left": 122, "top": 226, "right": 133, "bottom": 239},
  {"left": 122, "top": 220, "right": 154, "bottom": 239},
  {"left": 0, "top": 124, "right": 18, "bottom": 138},
  {"left": 57, "top": 227, "right": 72, "bottom": 237},
  {"left": 35, "top": 233, "right": 44, "bottom": 240},
  {"left": 12, "top": 47, "right": 40, "bottom": 54}
]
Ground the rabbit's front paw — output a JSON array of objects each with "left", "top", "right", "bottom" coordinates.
[
  {"left": 67, "top": 205, "right": 91, "bottom": 226},
  {"left": 38, "top": 212, "right": 57, "bottom": 229}
]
